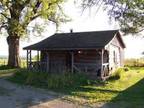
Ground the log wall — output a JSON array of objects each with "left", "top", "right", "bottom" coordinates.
[{"left": 40, "top": 49, "right": 109, "bottom": 78}]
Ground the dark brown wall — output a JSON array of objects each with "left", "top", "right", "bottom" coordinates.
[
  {"left": 48, "top": 51, "right": 68, "bottom": 73},
  {"left": 41, "top": 49, "right": 109, "bottom": 78},
  {"left": 73, "top": 50, "right": 103, "bottom": 77}
]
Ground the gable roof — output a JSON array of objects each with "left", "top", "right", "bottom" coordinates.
[{"left": 24, "top": 30, "right": 125, "bottom": 50}]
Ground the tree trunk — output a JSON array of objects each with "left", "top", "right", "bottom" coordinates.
[{"left": 7, "top": 36, "right": 20, "bottom": 68}]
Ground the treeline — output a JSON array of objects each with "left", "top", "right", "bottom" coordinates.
[
  {"left": 124, "top": 58, "right": 144, "bottom": 67},
  {"left": 0, "top": 56, "right": 26, "bottom": 60}
]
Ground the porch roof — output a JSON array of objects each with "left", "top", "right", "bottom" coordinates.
[{"left": 24, "top": 30, "right": 125, "bottom": 50}]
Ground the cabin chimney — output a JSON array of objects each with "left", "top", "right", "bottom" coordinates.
[{"left": 70, "top": 29, "right": 73, "bottom": 33}]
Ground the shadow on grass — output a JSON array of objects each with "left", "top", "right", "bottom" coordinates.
[
  {"left": 102, "top": 78, "right": 144, "bottom": 108},
  {"left": 67, "top": 86, "right": 120, "bottom": 95}
]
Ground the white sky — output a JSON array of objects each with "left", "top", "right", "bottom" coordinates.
[{"left": 0, "top": 0, "right": 144, "bottom": 58}]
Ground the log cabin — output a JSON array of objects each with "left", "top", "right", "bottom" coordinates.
[{"left": 24, "top": 30, "right": 126, "bottom": 79}]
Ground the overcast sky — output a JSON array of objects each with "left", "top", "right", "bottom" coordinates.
[{"left": 0, "top": 0, "right": 144, "bottom": 58}]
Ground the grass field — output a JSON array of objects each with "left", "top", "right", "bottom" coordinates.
[
  {"left": 0, "top": 66, "right": 144, "bottom": 107},
  {"left": 0, "top": 59, "right": 27, "bottom": 68},
  {"left": 0, "top": 59, "right": 7, "bottom": 66},
  {"left": 63, "top": 67, "right": 144, "bottom": 107}
]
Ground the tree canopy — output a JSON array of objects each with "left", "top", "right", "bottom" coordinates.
[
  {"left": 82, "top": 0, "right": 144, "bottom": 34},
  {"left": 0, "top": 0, "right": 68, "bottom": 67},
  {"left": 0, "top": 0, "right": 67, "bottom": 37}
]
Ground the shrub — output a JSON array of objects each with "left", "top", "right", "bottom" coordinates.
[
  {"left": 9, "top": 69, "right": 91, "bottom": 91},
  {"left": 9, "top": 69, "right": 29, "bottom": 84},
  {"left": 0, "top": 65, "right": 15, "bottom": 70},
  {"left": 109, "top": 68, "right": 125, "bottom": 80},
  {"left": 123, "top": 67, "right": 130, "bottom": 72}
]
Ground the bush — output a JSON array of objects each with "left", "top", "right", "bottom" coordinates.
[
  {"left": 0, "top": 65, "right": 15, "bottom": 70},
  {"left": 123, "top": 67, "right": 130, "bottom": 72},
  {"left": 9, "top": 69, "right": 29, "bottom": 84},
  {"left": 109, "top": 68, "right": 125, "bottom": 80},
  {"left": 9, "top": 69, "right": 91, "bottom": 90}
]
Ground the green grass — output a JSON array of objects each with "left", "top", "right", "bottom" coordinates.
[
  {"left": 0, "top": 59, "right": 27, "bottom": 68},
  {"left": 8, "top": 69, "right": 92, "bottom": 90},
  {"left": 64, "top": 67, "right": 144, "bottom": 107},
  {"left": 0, "top": 65, "right": 19, "bottom": 77},
  {"left": 1, "top": 67, "right": 144, "bottom": 107}
]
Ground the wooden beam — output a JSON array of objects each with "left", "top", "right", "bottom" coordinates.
[
  {"left": 26, "top": 50, "right": 29, "bottom": 69},
  {"left": 46, "top": 52, "right": 49, "bottom": 72},
  {"left": 101, "top": 49, "right": 104, "bottom": 78},
  {"left": 29, "top": 50, "right": 32, "bottom": 69},
  {"left": 37, "top": 51, "right": 39, "bottom": 62},
  {"left": 71, "top": 51, "right": 74, "bottom": 73},
  {"left": 30, "top": 50, "right": 32, "bottom": 62}
]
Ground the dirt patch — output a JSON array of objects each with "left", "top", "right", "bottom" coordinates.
[
  {"left": 0, "top": 78, "right": 88, "bottom": 108},
  {"left": 0, "top": 87, "right": 10, "bottom": 96}
]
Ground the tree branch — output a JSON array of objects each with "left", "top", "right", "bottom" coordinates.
[
  {"left": 31, "top": 14, "right": 41, "bottom": 21},
  {"left": 0, "top": 0, "right": 11, "bottom": 10},
  {"left": 0, "top": 22, "right": 8, "bottom": 30},
  {"left": 134, "top": 28, "right": 144, "bottom": 33},
  {"left": 33, "top": 1, "right": 41, "bottom": 14},
  {"left": 0, "top": 13, "right": 10, "bottom": 19}
]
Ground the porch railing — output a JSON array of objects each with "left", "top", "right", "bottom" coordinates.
[
  {"left": 102, "top": 63, "right": 109, "bottom": 77},
  {"left": 28, "top": 61, "right": 47, "bottom": 71},
  {"left": 73, "top": 63, "right": 101, "bottom": 75}
]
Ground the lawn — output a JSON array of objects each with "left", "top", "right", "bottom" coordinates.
[
  {"left": 0, "top": 66, "right": 18, "bottom": 78},
  {"left": 63, "top": 67, "right": 144, "bottom": 106},
  {"left": 0, "top": 59, "right": 27, "bottom": 68},
  {"left": 0, "top": 66, "right": 144, "bottom": 107}
]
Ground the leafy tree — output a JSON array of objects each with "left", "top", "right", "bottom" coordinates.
[
  {"left": 81, "top": 0, "right": 144, "bottom": 34},
  {"left": 0, "top": 0, "right": 67, "bottom": 67}
]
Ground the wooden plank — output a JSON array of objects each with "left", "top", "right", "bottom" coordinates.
[
  {"left": 101, "top": 49, "right": 104, "bottom": 78},
  {"left": 73, "top": 65, "right": 81, "bottom": 73},
  {"left": 74, "top": 63, "right": 99, "bottom": 66},
  {"left": 102, "top": 63, "right": 109, "bottom": 66},
  {"left": 37, "top": 51, "right": 39, "bottom": 62},
  {"left": 71, "top": 52, "right": 74, "bottom": 73},
  {"left": 26, "top": 50, "right": 29, "bottom": 69},
  {"left": 46, "top": 52, "right": 49, "bottom": 72},
  {"left": 29, "top": 50, "right": 32, "bottom": 62}
]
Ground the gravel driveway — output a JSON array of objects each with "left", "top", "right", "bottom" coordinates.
[{"left": 0, "top": 78, "right": 84, "bottom": 108}]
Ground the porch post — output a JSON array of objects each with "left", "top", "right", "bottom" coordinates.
[
  {"left": 46, "top": 52, "right": 49, "bottom": 72},
  {"left": 29, "top": 50, "right": 32, "bottom": 69},
  {"left": 29, "top": 50, "right": 32, "bottom": 62},
  {"left": 26, "top": 50, "right": 29, "bottom": 69},
  {"left": 101, "top": 49, "right": 104, "bottom": 78},
  {"left": 71, "top": 51, "right": 74, "bottom": 73},
  {"left": 37, "top": 51, "right": 40, "bottom": 62},
  {"left": 36, "top": 50, "right": 40, "bottom": 71}
]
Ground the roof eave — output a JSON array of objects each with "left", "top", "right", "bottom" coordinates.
[
  {"left": 23, "top": 47, "right": 105, "bottom": 51},
  {"left": 117, "top": 32, "right": 126, "bottom": 48}
]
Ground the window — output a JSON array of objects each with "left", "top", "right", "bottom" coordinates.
[{"left": 113, "top": 51, "right": 117, "bottom": 63}]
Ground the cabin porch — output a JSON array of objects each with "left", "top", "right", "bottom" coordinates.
[{"left": 26, "top": 49, "right": 110, "bottom": 79}]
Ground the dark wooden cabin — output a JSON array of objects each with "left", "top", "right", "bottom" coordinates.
[{"left": 24, "top": 30, "right": 126, "bottom": 79}]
